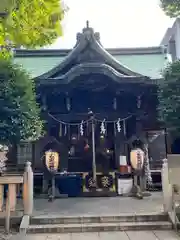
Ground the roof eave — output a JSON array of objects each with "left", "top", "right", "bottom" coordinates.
[{"left": 14, "top": 46, "right": 164, "bottom": 58}]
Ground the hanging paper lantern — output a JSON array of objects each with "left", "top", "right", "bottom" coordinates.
[
  {"left": 69, "top": 146, "right": 75, "bottom": 156},
  {"left": 66, "top": 96, "right": 71, "bottom": 111},
  {"left": 113, "top": 97, "right": 117, "bottom": 110},
  {"left": 137, "top": 95, "right": 141, "bottom": 109},
  {"left": 84, "top": 139, "right": 90, "bottom": 151},
  {"left": 59, "top": 123, "right": 62, "bottom": 137},
  {"left": 84, "top": 143, "right": 90, "bottom": 151},
  {"left": 106, "top": 149, "right": 110, "bottom": 154},
  {"left": 130, "top": 148, "right": 144, "bottom": 170},
  {"left": 45, "top": 150, "right": 59, "bottom": 173},
  {"left": 71, "top": 134, "right": 77, "bottom": 143},
  {"left": 64, "top": 125, "right": 67, "bottom": 136}
]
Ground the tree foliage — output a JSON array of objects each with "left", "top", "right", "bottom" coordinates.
[
  {"left": 0, "top": 59, "right": 44, "bottom": 144},
  {"left": 158, "top": 61, "right": 180, "bottom": 136},
  {"left": 0, "top": 0, "right": 66, "bottom": 49},
  {"left": 160, "top": 0, "right": 180, "bottom": 17}
]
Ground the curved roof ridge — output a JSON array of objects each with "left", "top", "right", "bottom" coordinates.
[
  {"left": 36, "top": 22, "right": 148, "bottom": 80},
  {"left": 37, "top": 40, "right": 86, "bottom": 80},
  {"left": 37, "top": 63, "right": 153, "bottom": 86},
  {"left": 92, "top": 38, "right": 143, "bottom": 77}
]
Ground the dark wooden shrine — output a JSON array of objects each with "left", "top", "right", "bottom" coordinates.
[{"left": 13, "top": 23, "right": 166, "bottom": 196}]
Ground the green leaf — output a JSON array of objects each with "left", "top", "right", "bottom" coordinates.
[
  {"left": 158, "top": 60, "right": 180, "bottom": 137},
  {"left": 0, "top": 0, "right": 67, "bottom": 53},
  {"left": 0, "top": 58, "right": 44, "bottom": 144},
  {"left": 160, "top": 0, "right": 180, "bottom": 17}
]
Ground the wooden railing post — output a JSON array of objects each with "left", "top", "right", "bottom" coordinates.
[
  {"left": 0, "top": 184, "right": 4, "bottom": 211},
  {"left": 23, "top": 161, "right": 33, "bottom": 216},
  {"left": 0, "top": 175, "right": 23, "bottom": 233},
  {"left": 5, "top": 188, "right": 10, "bottom": 234}
]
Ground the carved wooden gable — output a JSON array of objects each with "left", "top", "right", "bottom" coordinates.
[{"left": 75, "top": 46, "right": 105, "bottom": 64}]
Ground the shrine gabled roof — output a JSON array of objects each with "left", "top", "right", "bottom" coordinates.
[{"left": 14, "top": 24, "right": 168, "bottom": 80}]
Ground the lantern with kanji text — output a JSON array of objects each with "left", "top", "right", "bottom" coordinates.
[
  {"left": 45, "top": 150, "right": 59, "bottom": 173},
  {"left": 130, "top": 148, "right": 144, "bottom": 171}
]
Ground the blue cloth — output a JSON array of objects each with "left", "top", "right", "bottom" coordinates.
[{"left": 55, "top": 175, "right": 83, "bottom": 197}]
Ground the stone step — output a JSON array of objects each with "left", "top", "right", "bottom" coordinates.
[
  {"left": 30, "top": 213, "right": 168, "bottom": 225},
  {"left": 27, "top": 221, "right": 172, "bottom": 234}
]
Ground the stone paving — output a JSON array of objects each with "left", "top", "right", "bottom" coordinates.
[
  {"left": 25, "top": 231, "right": 180, "bottom": 240},
  {"left": 33, "top": 192, "right": 164, "bottom": 217},
  {"left": 26, "top": 192, "right": 180, "bottom": 239},
  {"left": 9, "top": 193, "right": 180, "bottom": 239}
]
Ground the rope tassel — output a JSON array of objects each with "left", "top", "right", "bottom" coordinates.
[
  {"left": 100, "top": 119, "right": 106, "bottom": 135},
  {"left": 80, "top": 121, "right": 84, "bottom": 136},
  {"left": 116, "top": 118, "right": 121, "bottom": 133}
]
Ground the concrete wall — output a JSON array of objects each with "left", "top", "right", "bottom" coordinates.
[
  {"left": 163, "top": 19, "right": 180, "bottom": 61},
  {"left": 174, "top": 19, "right": 180, "bottom": 60}
]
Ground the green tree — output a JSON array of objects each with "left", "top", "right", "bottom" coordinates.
[
  {"left": 0, "top": 0, "right": 66, "bottom": 49},
  {"left": 160, "top": 0, "right": 180, "bottom": 17},
  {"left": 0, "top": 58, "right": 44, "bottom": 145},
  {"left": 158, "top": 61, "right": 180, "bottom": 136}
]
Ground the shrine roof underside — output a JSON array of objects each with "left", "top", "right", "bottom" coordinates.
[{"left": 13, "top": 23, "right": 168, "bottom": 82}]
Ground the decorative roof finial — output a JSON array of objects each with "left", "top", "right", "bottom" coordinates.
[{"left": 86, "top": 20, "right": 89, "bottom": 29}]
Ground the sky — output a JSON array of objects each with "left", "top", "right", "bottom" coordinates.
[{"left": 49, "top": 0, "right": 174, "bottom": 49}]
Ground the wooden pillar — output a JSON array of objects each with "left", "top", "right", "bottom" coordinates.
[
  {"left": 42, "top": 177, "right": 49, "bottom": 193},
  {"left": 114, "top": 124, "right": 127, "bottom": 171},
  {"left": 5, "top": 188, "right": 10, "bottom": 234},
  {"left": 135, "top": 113, "right": 149, "bottom": 192},
  {"left": 9, "top": 184, "right": 16, "bottom": 211},
  {"left": 134, "top": 94, "right": 147, "bottom": 193},
  {"left": 166, "top": 131, "right": 172, "bottom": 154},
  {"left": 0, "top": 184, "right": 4, "bottom": 211},
  {"left": 23, "top": 162, "right": 33, "bottom": 216}
]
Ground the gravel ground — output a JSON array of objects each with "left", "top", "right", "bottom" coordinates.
[
  {"left": 0, "top": 229, "right": 17, "bottom": 240},
  {"left": 0, "top": 232, "right": 14, "bottom": 240}
]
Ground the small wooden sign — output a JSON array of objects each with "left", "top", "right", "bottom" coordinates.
[{"left": 45, "top": 150, "right": 59, "bottom": 173}]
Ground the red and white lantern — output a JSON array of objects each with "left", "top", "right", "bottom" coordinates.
[
  {"left": 45, "top": 150, "right": 59, "bottom": 173},
  {"left": 130, "top": 148, "right": 144, "bottom": 170}
]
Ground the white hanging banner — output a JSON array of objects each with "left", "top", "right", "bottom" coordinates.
[{"left": 119, "top": 155, "right": 127, "bottom": 166}]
